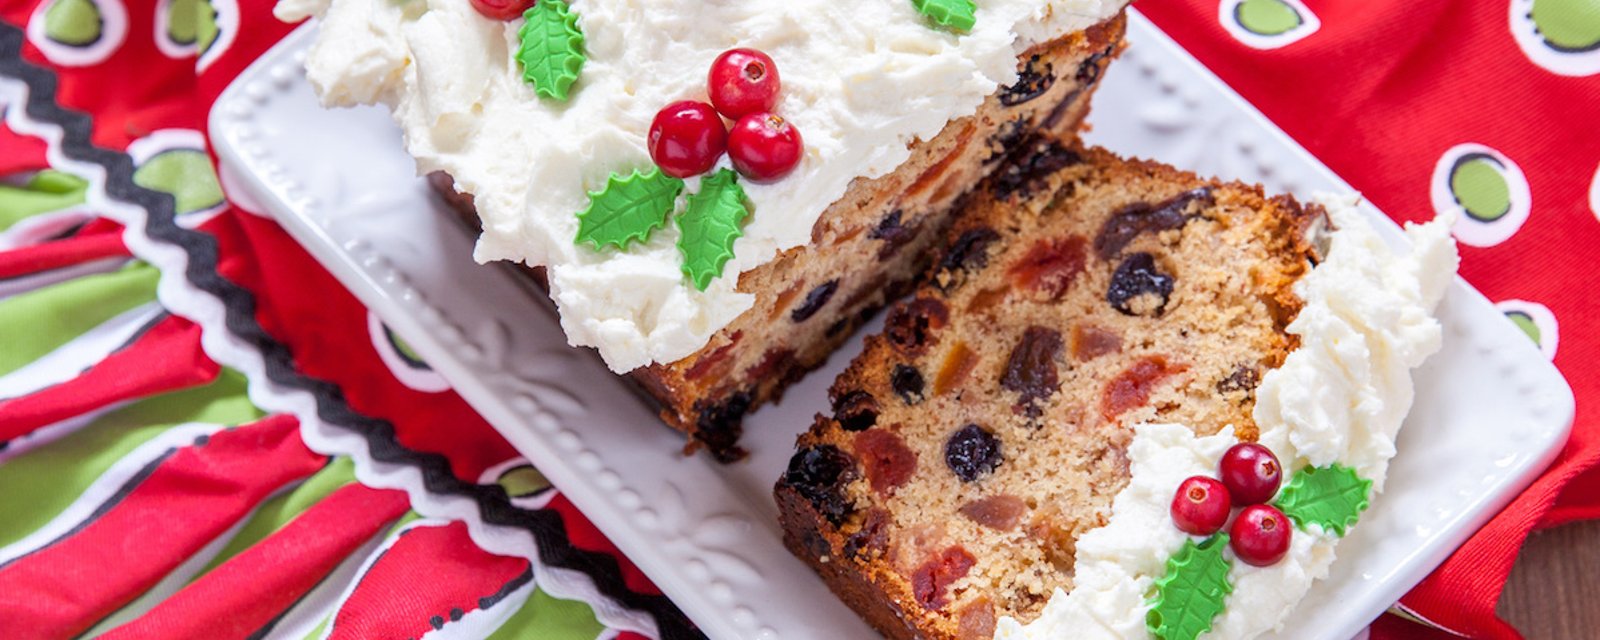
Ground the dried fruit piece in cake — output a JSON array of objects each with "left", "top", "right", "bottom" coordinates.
[{"left": 776, "top": 145, "right": 1325, "bottom": 639}]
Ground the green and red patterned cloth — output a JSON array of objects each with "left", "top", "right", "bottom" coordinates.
[{"left": 0, "top": 0, "right": 1596, "bottom": 638}]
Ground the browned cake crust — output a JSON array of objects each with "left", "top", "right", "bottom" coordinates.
[
  {"left": 435, "top": 14, "right": 1128, "bottom": 461},
  {"left": 775, "top": 145, "right": 1322, "bottom": 639}
]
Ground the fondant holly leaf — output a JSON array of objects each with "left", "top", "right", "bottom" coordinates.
[
  {"left": 676, "top": 169, "right": 749, "bottom": 291},
  {"left": 574, "top": 168, "right": 684, "bottom": 251},
  {"left": 516, "top": 0, "right": 586, "bottom": 101},
  {"left": 912, "top": 0, "right": 977, "bottom": 32},
  {"left": 1147, "top": 534, "right": 1232, "bottom": 640},
  {"left": 1274, "top": 464, "right": 1373, "bottom": 537}
]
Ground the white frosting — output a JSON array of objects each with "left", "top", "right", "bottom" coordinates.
[
  {"left": 275, "top": 0, "right": 1127, "bottom": 371},
  {"left": 994, "top": 195, "right": 1459, "bottom": 640}
]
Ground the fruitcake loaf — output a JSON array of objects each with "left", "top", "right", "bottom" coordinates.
[
  {"left": 775, "top": 142, "right": 1459, "bottom": 639},
  {"left": 280, "top": 0, "right": 1135, "bottom": 461},
  {"left": 420, "top": 13, "right": 1129, "bottom": 460}
]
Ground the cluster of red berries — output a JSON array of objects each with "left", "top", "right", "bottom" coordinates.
[
  {"left": 1170, "top": 443, "right": 1291, "bottom": 567},
  {"left": 649, "top": 49, "right": 804, "bottom": 182}
]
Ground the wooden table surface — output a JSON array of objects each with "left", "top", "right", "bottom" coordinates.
[{"left": 1496, "top": 520, "right": 1600, "bottom": 638}]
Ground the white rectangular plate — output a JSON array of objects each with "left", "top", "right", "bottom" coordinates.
[{"left": 212, "top": 11, "right": 1575, "bottom": 640}]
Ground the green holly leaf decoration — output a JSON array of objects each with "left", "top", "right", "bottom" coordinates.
[
  {"left": 1274, "top": 463, "right": 1373, "bottom": 537},
  {"left": 911, "top": 0, "right": 977, "bottom": 32},
  {"left": 517, "top": 0, "right": 586, "bottom": 101},
  {"left": 676, "top": 169, "right": 749, "bottom": 291},
  {"left": 574, "top": 168, "right": 684, "bottom": 251},
  {"left": 1147, "top": 534, "right": 1233, "bottom": 640}
]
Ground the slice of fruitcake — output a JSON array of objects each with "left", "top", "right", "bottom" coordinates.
[{"left": 775, "top": 143, "right": 1457, "bottom": 639}]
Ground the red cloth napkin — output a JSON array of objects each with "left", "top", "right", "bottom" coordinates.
[{"left": 1142, "top": 1, "right": 1600, "bottom": 637}]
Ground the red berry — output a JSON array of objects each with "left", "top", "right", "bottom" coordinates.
[
  {"left": 1219, "top": 443, "right": 1283, "bottom": 506},
  {"left": 728, "top": 113, "right": 803, "bottom": 182},
  {"left": 708, "top": 48, "right": 781, "bottom": 120},
  {"left": 1230, "top": 504, "right": 1292, "bottom": 566},
  {"left": 469, "top": 0, "right": 535, "bottom": 21},
  {"left": 1170, "top": 476, "right": 1231, "bottom": 536},
  {"left": 649, "top": 101, "right": 728, "bottom": 179}
]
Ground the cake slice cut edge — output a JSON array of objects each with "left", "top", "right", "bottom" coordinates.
[{"left": 775, "top": 144, "right": 1459, "bottom": 639}]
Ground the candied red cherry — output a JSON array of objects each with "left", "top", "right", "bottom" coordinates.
[
  {"left": 648, "top": 100, "right": 728, "bottom": 179},
  {"left": 1230, "top": 504, "right": 1292, "bottom": 566},
  {"left": 469, "top": 0, "right": 535, "bottom": 21},
  {"left": 728, "top": 113, "right": 803, "bottom": 182},
  {"left": 1170, "top": 476, "right": 1230, "bottom": 536},
  {"left": 1220, "top": 442, "right": 1283, "bottom": 506},
  {"left": 708, "top": 48, "right": 781, "bottom": 119}
]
